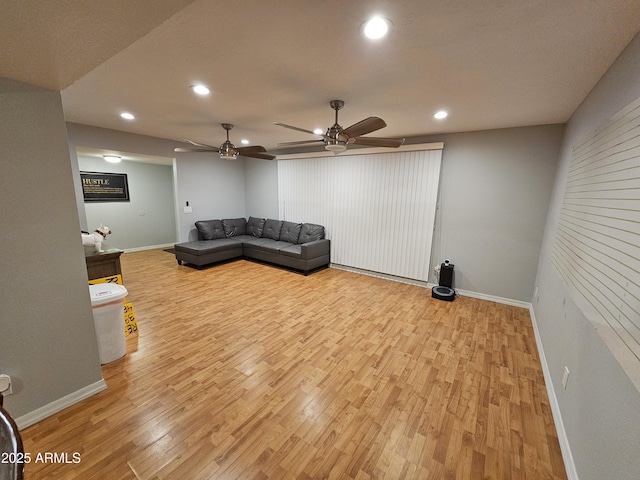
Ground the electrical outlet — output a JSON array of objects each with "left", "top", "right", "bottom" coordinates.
[{"left": 562, "top": 366, "right": 570, "bottom": 389}]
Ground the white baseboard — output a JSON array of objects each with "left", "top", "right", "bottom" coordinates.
[
  {"left": 330, "top": 264, "right": 531, "bottom": 309},
  {"left": 330, "top": 264, "right": 432, "bottom": 288},
  {"left": 15, "top": 379, "right": 107, "bottom": 430},
  {"left": 529, "top": 306, "right": 578, "bottom": 480},
  {"left": 455, "top": 288, "right": 532, "bottom": 309},
  {"left": 122, "top": 243, "right": 174, "bottom": 253}
]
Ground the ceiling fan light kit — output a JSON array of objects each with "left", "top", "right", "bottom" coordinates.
[
  {"left": 275, "top": 99, "right": 405, "bottom": 153},
  {"left": 324, "top": 140, "right": 347, "bottom": 152}
]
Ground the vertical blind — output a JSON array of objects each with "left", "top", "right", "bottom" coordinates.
[
  {"left": 278, "top": 147, "right": 442, "bottom": 281},
  {"left": 552, "top": 97, "right": 640, "bottom": 390}
]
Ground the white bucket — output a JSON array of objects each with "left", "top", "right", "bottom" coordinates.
[{"left": 89, "top": 283, "right": 128, "bottom": 364}]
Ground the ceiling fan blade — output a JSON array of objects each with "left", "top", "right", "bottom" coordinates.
[
  {"left": 237, "top": 145, "right": 268, "bottom": 154},
  {"left": 342, "top": 116, "right": 387, "bottom": 139},
  {"left": 242, "top": 151, "right": 276, "bottom": 160},
  {"left": 276, "top": 139, "right": 325, "bottom": 147},
  {"left": 349, "top": 136, "right": 405, "bottom": 148},
  {"left": 184, "top": 139, "right": 218, "bottom": 149},
  {"left": 274, "top": 122, "right": 321, "bottom": 136},
  {"left": 174, "top": 147, "right": 220, "bottom": 153}
]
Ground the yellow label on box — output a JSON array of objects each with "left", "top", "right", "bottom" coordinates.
[
  {"left": 124, "top": 302, "right": 138, "bottom": 336},
  {"left": 89, "top": 274, "right": 123, "bottom": 285}
]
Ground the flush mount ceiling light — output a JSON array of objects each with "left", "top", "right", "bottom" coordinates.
[
  {"left": 362, "top": 16, "right": 391, "bottom": 40},
  {"left": 191, "top": 84, "right": 210, "bottom": 95},
  {"left": 434, "top": 110, "right": 448, "bottom": 119},
  {"left": 120, "top": 112, "right": 135, "bottom": 120},
  {"left": 103, "top": 155, "right": 122, "bottom": 163}
]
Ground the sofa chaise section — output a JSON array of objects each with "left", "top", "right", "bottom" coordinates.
[{"left": 172, "top": 238, "right": 243, "bottom": 267}]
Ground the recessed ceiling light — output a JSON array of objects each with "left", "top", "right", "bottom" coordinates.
[
  {"left": 313, "top": 128, "right": 324, "bottom": 135},
  {"left": 103, "top": 155, "right": 122, "bottom": 163},
  {"left": 191, "top": 84, "right": 210, "bottom": 95},
  {"left": 241, "top": 139, "right": 249, "bottom": 145},
  {"left": 120, "top": 112, "right": 135, "bottom": 120},
  {"left": 434, "top": 110, "right": 448, "bottom": 119},
  {"left": 362, "top": 17, "right": 391, "bottom": 40}
]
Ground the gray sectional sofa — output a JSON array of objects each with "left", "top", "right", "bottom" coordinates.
[{"left": 173, "top": 217, "right": 330, "bottom": 274}]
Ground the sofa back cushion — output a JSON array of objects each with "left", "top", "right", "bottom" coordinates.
[
  {"left": 246, "top": 216, "right": 266, "bottom": 237},
  {"left": 195, "top": 220, "right": 226, "bottom": 240},
  {"left": 262, "top": 219, "right": 283, "bottom": 240},
  {"left": 279, "top": 221, "right": 302, "bottom": 243},
  {"left": 222, "top": 218, "right": 247, "bottom": 237},
  {"left": 298, "top": 223, "right": 325, "bottom": 243}
]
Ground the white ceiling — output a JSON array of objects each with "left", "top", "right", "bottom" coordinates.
[{"left": 2, "top": 0, "right": 640, "bottom": 156}]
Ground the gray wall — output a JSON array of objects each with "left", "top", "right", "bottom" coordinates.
[
  {"left": 244, "top": 157, "right": 279, "bottom": 219},
  {"left": 78, "top": 156, "right": 176, "bottom": 250},
  {"left": 173, "top": 155, "right": 247, "bottom": 241},
  {"left": 423, "top": 125, "right": 564, "bottom": 301},
  {"left": 533, "top": 33, "right": 640, "bottom": 480},
  {"left": 0, "top": 78, "right": 103, "bottom": 418}
]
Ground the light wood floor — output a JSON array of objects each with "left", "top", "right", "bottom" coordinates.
[{"left": 22, "top": 249, "right": 567, "bottom": 479}]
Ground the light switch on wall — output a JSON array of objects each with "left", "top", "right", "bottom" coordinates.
[
  {"left": 562, "top": 366, "right": 570, "bottom": 389},
  {"left": 184, "top": 206, "right": 192, "bottom": 214}
]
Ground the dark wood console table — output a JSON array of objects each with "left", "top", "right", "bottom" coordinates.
[{"left": 85, "top": 250, "right": 123, "bottom": 281}]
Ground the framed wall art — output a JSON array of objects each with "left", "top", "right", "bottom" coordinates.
[{"left": 81, "top": 172, "right": 130, "bottom": 202}]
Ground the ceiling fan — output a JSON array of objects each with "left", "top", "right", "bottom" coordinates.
[
  {"left": 174, "top": 123, "right": 275, "bottom": 160},
  {"left": 274, "top": 100, "right": 405, "bottom": 153}
]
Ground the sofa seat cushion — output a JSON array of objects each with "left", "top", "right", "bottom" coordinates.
[
  {"left": 279, "top": 244, "right": 302, "bottom": 258},
  {"left": 255, "top": 240, "right": 294, "bottom": 253},
  {"left": 237, "top": 235, "right": 272, "bottom": 247},
  {"left": 195, "top": 220, "right": 226, "bottom": 240},
  {"left": 174, "top": 239, "right": 241, "bottom": 255}
]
